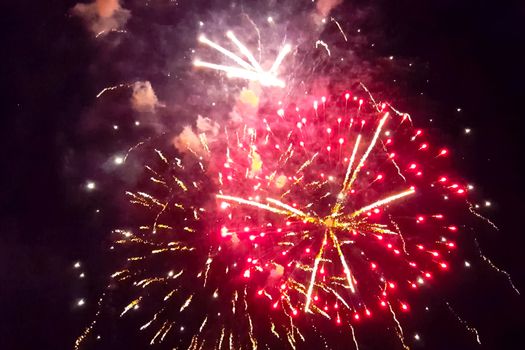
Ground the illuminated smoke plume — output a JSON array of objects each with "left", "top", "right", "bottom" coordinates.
[
  {"left": 172, "top": 115, "right": 219, "bottom": 155},
  {"left": 130, "top": 81, "right": 160, "bottom": 113},
  {"left": 71, "top": 0, "right": 130, "bottom": 36},
  {"left": 312, "top": 0, "right": 343, "bottom": 24}
]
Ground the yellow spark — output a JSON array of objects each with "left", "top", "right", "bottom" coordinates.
[
  {"left": 218, "top": 328, "right": 225, "bottom": 349},
  {"left": 271, "top": 322, "right": 280, "bottom": 338},
  {"left": 248, "top": 314, "right": 258, "bottom": 350},
  {"left": 265, "top": 197, "right": 310, "bottom": 219},
  {"left": 173, "top": 176, "right": 188, "bottom": 192},
  {"left": 329, "top": 229, "right": 356, "bottom": 293},
  {"left": 296, "top": 152, "right": 319, "bottom": 174},
  {"left": 136, "top": 277, "right": 164, "bottom": 288},
  {"left": 154, "top": 149, "right": 168, "bottom": 164},
  {"left": 179, "top": 295, "right": 193, "bottom": 312},
  {"left": 217, "top": 194, "right": 290, "bottom": 216},
  {"left": 198, "top": 317, "right": 207, "bottom": 333},
  {"left": 120, "top": 297, "right": 141, "bottom": 317},
  {"left": 350, "top": 188, "right": 415, "bottom": 217}
]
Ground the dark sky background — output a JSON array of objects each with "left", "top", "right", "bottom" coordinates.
[{"left": 2, "top": 0, "right": 525, "bottom": 349}]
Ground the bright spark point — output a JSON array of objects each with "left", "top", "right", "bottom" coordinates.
[
  {"left": 114, "top": 156, "right": 124, "bottom": 165},
  {"left": 77, "top": 299, "right": 85, "bottom": 306},
  {"left": 86, "top": 182, "right": 96, "bottom": 190}
]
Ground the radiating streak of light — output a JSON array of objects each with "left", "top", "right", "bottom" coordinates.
[
  {"left": 216, "top": 194, "right": 290, "bottom": 216},
  {"left": 350, "top": 188, "right": 415, "bottom": 217},
  {"left": 195, "top": 32, "right": 289, "bottom": 87},
  {"left": 346, "top": 113, "right": 390, "bottom": 191},
  {"left": 304, "top": 231, "right": 328, "bottom": 313},
  {"left": 329, "top": 229, "right": 356, "bottom": 293}
]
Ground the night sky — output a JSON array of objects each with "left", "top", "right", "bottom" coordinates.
[{"left": 2, "top": 1, "right": 525, "bottom": 349}]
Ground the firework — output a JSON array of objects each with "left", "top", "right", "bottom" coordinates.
[
  {"left": 194, "top": 31, "right": 291, "bottom": 87},
  {"left": 76, "top": 85, "right": 478, "bottom": 349}
]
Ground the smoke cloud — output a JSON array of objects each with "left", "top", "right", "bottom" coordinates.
[
  {"left": 172, "top": 115, "right": 220, "bottom": 155},
  {"left": 130, "top": 81, "right": 160, "bottom": 113},
  {"left": 311, "top": 0, "right": 343, "bottom": 25},
  {"left": 72, "top": 0, "right": 130, "bottom": 35}
]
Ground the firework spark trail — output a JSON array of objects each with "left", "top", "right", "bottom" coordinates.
[
  {"left": 120, "top": 297, "right": 142, "bottom": 317},
  {"left": 216, "top": 194, "right": 292, "bottom": 217},
  {"left": 304, "top": 231, "right": 328, "bottom": 313},
  {"left": 198, "top": 34, "right": 253, "bottom": 70},
  {"left": 334, "top": 134, "right": 361, "bottom": 212},
  {"left": 315, "top": 40, "right": 331, "bottom": 56},
  {"left": 346, "top": 112, "right": 389, "bottom": 191},
  {"left": 74, "top": 294, "right": 106, "bottom": 350},
  {"left": 387, "top": 301, "right": 410, "bottom": 350},
  {"left": 96, "top": 83, "right": 131, "bottom": 98},
  {"left": 265, "top": 197, "right": 310, "bottom": 219},
  {"left": 95, "top": 29, "right": 127, "bottom": 38},
  {"left": 389, "top": 216, "right": 409, "bottom": 255},
  {"left": 194, "top": 32, "right": 289, "bottom": 87},
  {"left": 331, "top": 17, "right": 348, "bottom": 42},
  {"left": 350, "top": 188, "right": 415, "bottom": 218},
  {"left": 381, "top": 140, "right": 407, "bottom": 182},
  {"left": 474, "top": 239, "right": 520, "bottom": 295},
  {"left": 241, "top": 13, "right": 262, "bottom": 62},
  {"left": 468, "top": 201, "right": 499, "bottom": 230},
  {"left": 227, "top": 30, "right": 264, "bottom": 71},
  {"left": 349, "top": 323, "right": 360, "bottom": 350},
  {"left": 445, "top": 301, "right": 481, "bottom": 345},
  {"left": 328, "top": 229, "right": 356, "bottom": 293}
]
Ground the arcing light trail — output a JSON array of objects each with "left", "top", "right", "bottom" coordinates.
[{"left": 194, "top": 31, "right": 291, "bottom": 87}]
